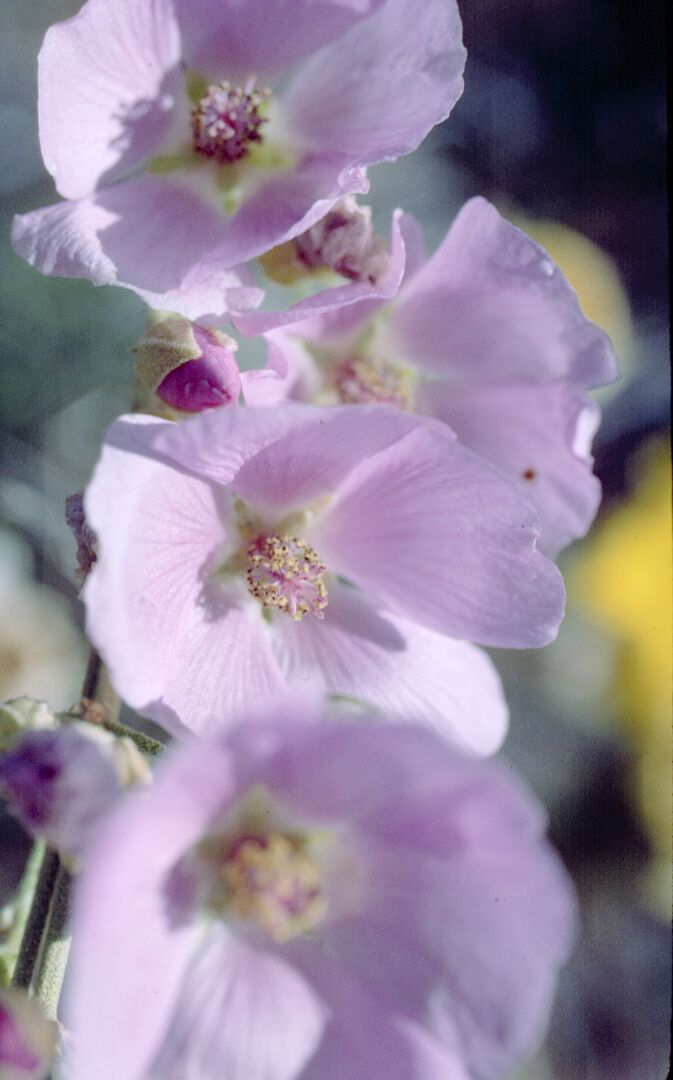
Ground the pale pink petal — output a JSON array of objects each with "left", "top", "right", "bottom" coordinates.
[
  {"left": 83, "top": 416, "right": 286, "bottom": 736},
  {"left": 427, "top": 381, "right": 602, "bottom": 556},
  {"left": 331, "top": 832, "right": 575, "bottom": 1080},
  {"left": 396, "top": 211, "right": 428, "bottom": 282},
  {"left": 203, "top": 158, "right": 369, "bottom": 275},
  {"left": 312, "top": 422, "right": 566, "bottom": 648},
  {"left": 257, "top": 721, "right": 526, "bottom": 832},
  {"left": 240, "top": 335, "right": 320, "bottom": 408},
  {"left": 295, "top": 954, "right": 470, "bottom": 1080},
  {"left": 175, "top": 0, "right": 387, "bottom": 80},
  {"left": 147, "top": 929, "right": 327, "bottom": 1080},
  {"left": 392, "top": 197, "right": 618, "bottom": 388},
  {"left": 285, "top": 0, "right": 465, "bottom": 165},
  {"left": 234, "top": 209, "right": 407, "bottom": 338},
  {"left": 11, "top": 178, "right": 263, "bottom": 320},
  {"left": 270, "top": 585, "right": 508, "bottom": 755},
  {"left": 66, "top": 738, "right": 241, "bottom": 1080},
  {"left": 141, "top": 405, "right": 423, "bottom": 517},
  {"left": 39, "top": 0, "right": 181, "bottom": 199}
]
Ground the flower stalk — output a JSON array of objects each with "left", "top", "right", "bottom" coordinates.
[
  {"left": 8, "top": 846, "right": 60, "bottom": 993},
  {"left": 0, "top": 841, "right": 48, "bottom": 986}
]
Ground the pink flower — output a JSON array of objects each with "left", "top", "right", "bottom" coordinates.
[
  {"left": 237, "top": 199, "right": 618, "bottom": 555},
  {"left": 64, "top": 712, "right": 576, "bottom": 1080},
  {"left": 82, "top": 404, "right": 565, "bottom": 751},
  {"left": 11, "top": 0, "right": 465, "bottom": 321}
]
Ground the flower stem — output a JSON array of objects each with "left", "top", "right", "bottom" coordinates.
[
  {"left": 9, "top": 845, "right": 60, "bottom": 991},
  {"left": 0, "top": 839, "right": 47, "bottom": 986},
  {"left": 102, "top": 718, "right": 165, "bottom": 758},
  {"left": 33, "top": 863, "right": 72, "bottom": 1020}
]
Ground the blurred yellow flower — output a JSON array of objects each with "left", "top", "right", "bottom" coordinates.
[
  {"left": 506, "top": 212, "right": 634, "bottom": 392},
  {"left": 572, "top": 440, "right": 672, "bottom": 912}
]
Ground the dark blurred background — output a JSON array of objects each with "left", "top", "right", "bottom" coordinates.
[{"left": 1, "top": 2, "right": 670, "bottom": 1077}]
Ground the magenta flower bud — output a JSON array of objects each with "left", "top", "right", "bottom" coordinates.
[
  {"left": 0, "top": 989, "right": 58, "bottom": 1080},
  {"left": 132, "top": 316, "right": 241, "bottom": 418}
]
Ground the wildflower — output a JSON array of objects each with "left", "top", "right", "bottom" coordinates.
[
  {"left": 12, "top": 0, "right": 465, "bottom": 319},
  {"left": 82, "top": 404, "right": 564, "bottom": 751},
  {"left": 64, "top": 712, "right": 576, "bottom": 1080},
  {"left": 237, "top": 198, "right": 618, "bottom": 554}
]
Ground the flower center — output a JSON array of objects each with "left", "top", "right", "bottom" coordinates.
[
  {"left": 222, "top": 833, "right": 326, "bottom": 942},
  {"left": 246, "top": 534, "right": 328, "bottom": 621},
  {"left": 333, "top": 355, "right": 415, "bottom": 409},
  {"left": 191, "top": 79, "right": 269, "bottom": 163}
]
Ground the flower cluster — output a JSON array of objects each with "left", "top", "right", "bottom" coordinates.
[{"left": 7, "top": 0, "right": 617, "bottom": 1077}]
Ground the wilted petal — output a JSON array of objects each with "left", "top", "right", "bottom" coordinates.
[{"left": 235, "top": 209, "right": 408, "bottom": 338}]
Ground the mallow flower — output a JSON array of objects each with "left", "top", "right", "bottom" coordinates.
[
  {"left": 64, "top": 711, "right": 576, "bottom": 1080},
  {"left": 82, "top": 403, "right": 565, "bottom": 751},
  {"left": 11, "top": 0, "right": 465, "bottom": 320},
  {"left": 237, "top": 198, "right": 618, "bottom": 555}
]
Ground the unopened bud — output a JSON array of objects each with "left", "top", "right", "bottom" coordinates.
[
  {"left": 0, "top": 698, "right": 57, "bottom": 755},
  {"left": 0, "top": 988, "right": 58, "bottom": 1080},
  {"left": 132, "top": 315, "right": 241, "bottom": 418},
  {"left": 0, "top": 721, "right": 150, "bottom": 859}
]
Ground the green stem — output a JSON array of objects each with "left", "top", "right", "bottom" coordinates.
[
  {"left": 9, "top": 847, "right": 60, "bottom": 991},
  {"left": 102, "top": 718, "right": 165, "bottom": 758},
  {"left": 33, "top": 863, "right": 72, "bottom": 1020},
  {"left": 0, "top": 840, "right": 47, "bottom": 985}
]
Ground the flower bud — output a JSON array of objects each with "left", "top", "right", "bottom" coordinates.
[
  {"left": 0, "top": 988, "right": 58, "bottom": 1080},
  {"left": 0, "top": 698, "right": 57, "bottom": 755},
  {"left": 132, "top": 314, "right": 241, "bottom": 418},
  {"left": 0, "top": 721, "right": 150, "bottom": 859}
]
